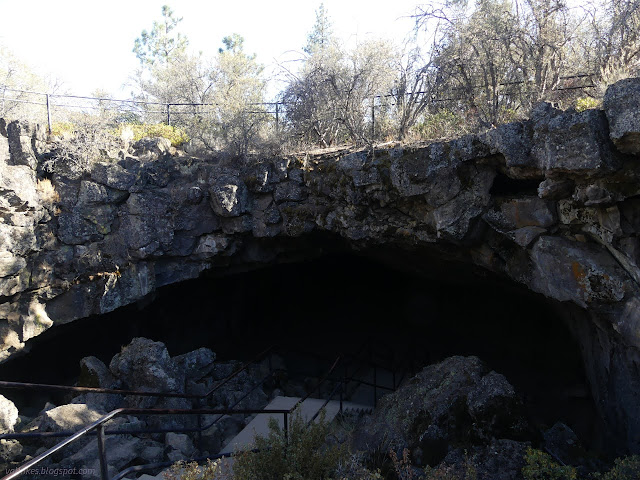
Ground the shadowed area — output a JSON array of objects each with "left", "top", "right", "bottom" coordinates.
[{"left": 0, "top": 251, "right": 601, "bottom": 449}]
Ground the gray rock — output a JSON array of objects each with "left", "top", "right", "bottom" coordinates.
[
  {"left": 173, "top": 347, "right": 216, "bottom": 381},
  {"left": 533, "top": 109, "right": 619, "bottom": 172},
  {"left": 6, "top": 120, "right": 37, "bottom": 169},
  {"left": 353, "top": 356, "right": 526, "bottom": 467},
  {"left": 538, "top": 178, "right": 574, "bottom": 200},
  {"left": 543, "top": 422, "right": 583, "bottom": 466},
  {"left": 531, "top": 236, "right": 627, "bottom": 306},
  {"left": 165, "top": 432, "right": 195, "bottom": 457},
  {"left": 78, "top": 356, "right": 118, "bottom": 389},
  {"left": 604, "top": 77, "right": 640, "bottom": 154},
  {"left": 132, "top": 137, "right": 172, "bottom": 159},
  {"left": 208, "top": 174, "right": 250, "bottom": 217},
  {"left": 33, "top": 403, "right": 104, "bottom": 432},
  {"left": 0, "top": 439, "right": 22, "bottom": 463},
  {"left": 0, "top": 395, "right": 18, "bottom": 433},
  {"left": 109, "top": 338, "right": 184, "bottom": 395},
  {"left": 481, "top": 121, "right": 533, "bottom": 168}
]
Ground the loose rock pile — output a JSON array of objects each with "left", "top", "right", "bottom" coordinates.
[{"left": 0, "top": 338, "right": 274, "bottom": 478}]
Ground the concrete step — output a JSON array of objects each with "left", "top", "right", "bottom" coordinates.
[{"left": 219, "top": 395, "right": 371, "bottom": 455}]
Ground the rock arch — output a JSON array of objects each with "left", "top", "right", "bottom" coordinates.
[{"left": 2, "top": 79, "right": 640, "bottom": 451}]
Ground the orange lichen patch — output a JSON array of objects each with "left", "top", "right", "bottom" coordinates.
[{"left": 572, "top": 261, "right": 589, "bottom": 293}]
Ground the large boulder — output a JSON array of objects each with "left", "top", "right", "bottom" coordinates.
[
  {"left": 78, "top": 356, "right": 119, "bottom": 389},
  {"left": 132, "top": 137, "right": 173, "bottom": 160},
  {"left": 173, "top": 347, "right": 216, "bottom": 381},
  {"left": 353, "top": 356, "right": 528, "bottom": 467},
  {"left": 208, "top": 175, "right": 250, "bottom": 217},
  {"left": 109, "top": 338, "right": 184, "bottom": 395},
  {"left": 33, "top": 403, "right": 104, "bottom": 432},
  {"left": 604, "top": 77, "right": 640, "bottom": 154},
  {"left": 6, "top": 120, "right": 37, "bottom": 170},
  {"left": 0, "top": 395, "right": 18, "bottom": 433}
]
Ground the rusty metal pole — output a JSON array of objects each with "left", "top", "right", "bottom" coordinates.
[{"left": 97, "top": 424, "right": 109, "bottom": 480}]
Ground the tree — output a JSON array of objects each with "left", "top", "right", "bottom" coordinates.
[
  {"left": 0, "top": 45, "right": 60, "bottom": 122},
  {"left": 133, "top": 5, "right": 188, "bottom": 66},
  {"left": 304, "top": 3, "right": 335, "bottom": 54},
  {"left": 582, "top": 0, "right": 640, "bottom": 90},
  {"left": 207, "top": 34, "right": 267, "bottom": 154},
  {"left": 282, "top": 4, "right": 395, "bottom": 147},
  {"left": 413, "top": 0, "right": 580, "bottom": 126}
]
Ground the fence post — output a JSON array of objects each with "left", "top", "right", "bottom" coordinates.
[
  {"left": 46, "top": 94, "right": 52, "bottom": 134},
  {"left": 166, "top": 104, "right": 171, "bottom": 126},
  {"left": 371, "top": 98, "right": 375, "bottom": 140},
  {"left": 275, "top": 102, "right": 280, "bottom": 134}
]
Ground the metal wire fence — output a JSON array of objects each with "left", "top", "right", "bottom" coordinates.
[{"left": 0, "top": 74, "right": 597, "bottom": 148}]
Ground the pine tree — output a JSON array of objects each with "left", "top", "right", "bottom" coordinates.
[
  {"left": 304, "top": 3, "right": 334, "bottom": 54},
  {"left": 133, "top": 5, "right": 189, "bottom": 66}
]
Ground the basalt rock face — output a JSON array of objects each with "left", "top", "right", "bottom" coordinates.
[{"left": 3, "top": 79, "right": 640, "bottom": 451}]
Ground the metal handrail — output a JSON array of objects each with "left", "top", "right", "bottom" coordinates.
[
  {"left": 0, "top": 408, "right": 290, "bottom": 480},
  {"left": 0, "top": 346, "right": 404, "bottom": 480}
]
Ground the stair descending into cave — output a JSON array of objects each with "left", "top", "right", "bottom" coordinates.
[
  {"left": 135, "top": 396, "right": 372, "bottom": 480},
  {"left": 219, "top": 395, "right": 372, "bottom": 454}
]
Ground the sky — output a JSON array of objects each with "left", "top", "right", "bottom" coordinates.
[{"left": 0, "top": 0, "right": 421, "bottom": 100}]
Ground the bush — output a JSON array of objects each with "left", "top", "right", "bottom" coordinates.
[
  {"left": 231, "top": 411, "right": 349, "bottom": 480},
  {"left": 117, "top": 123, "right": 189, "bottom": 147},
  {"left": 36, "top": 178, "right": 60, "bottom": 205},
  {"left": 592, "top": 455, "right": 640, "bottom": 480},
  {"left": 575, "top": 97, "right": 601, "bottom": 112},
  {"left": 50, "top": 122, "right": 75, "bottom": 139},
  {"left": 163, "top": 458, "right": 225, "bottom": 480},
  {"left": 411, "top": 110, "right": 470, "bottom": 141},
  {"left": 522, "top": 448, "right": 577, "bottom": 480}
]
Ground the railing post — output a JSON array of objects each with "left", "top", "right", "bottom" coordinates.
[
  {"left": 166, "top": 104, "right": 171, "bottom": 126},
  {"left": 275, "top": 102, "right": 280, "bottom": 134},
  {"left": 97, "top": 424, "right": 109, "bottom": 480},
  {"left": 196, "top": 397, "right": 203, "bottom": 451},
  {"left": 45, "top": 94, "right": 52, "bottom": 134},
  {"left": 283, "top": 411, "right": 289, "bottom": 449},
  {"left": 340, "top": 365, "right": 345, "bottom": 415}
]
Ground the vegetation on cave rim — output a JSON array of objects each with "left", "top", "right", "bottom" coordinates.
[{"left": 2, "top": 0, "right": 639, "bottom": 156}]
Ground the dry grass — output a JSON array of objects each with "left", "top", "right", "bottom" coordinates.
[{"left": 36, "top": 178, "right": 60, "bottom": 205}]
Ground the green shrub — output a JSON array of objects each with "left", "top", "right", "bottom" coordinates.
[
  {"left": 232, "top": 411, "right": 348, "bottom": 480},
  {"left": 575, "top": 97, "right": 601, "bottom": 112},
  {"left": 593, "top": 455, "right": 640, "bottom": 479},
  {"left": 522, "top": 448, "right": 577, "bottom": 480},
  {"left": 163, "top": 458, "right": 225, "bottom": 480},
  {"left": 412, "top": 110, "right": 469, "bottom": 141},
  {"left": 116, "top": 123, "right": 189, "bottom": 147}
]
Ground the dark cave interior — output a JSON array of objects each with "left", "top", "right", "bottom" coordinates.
[{"left": 0, "top": 250, "right": 601, "bottom": 449}]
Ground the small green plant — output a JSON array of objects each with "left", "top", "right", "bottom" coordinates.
[
  {"left": 163, "top": 458, "right": 225, "bottom": 480},
  {"left": 591, "top": 455, "right": 640, "bottom": 479},
  {"left": 116, "top": 123, "right": 189, "bottom": 147},
  {"left": 232, "top": 411, "right": 348, "bottom": 480},
  {"left": 522, "top": 448, "right": 577, "bottom": 480},
  {"left": 575, "top": 97, "right": 601, "bottom": 112}
]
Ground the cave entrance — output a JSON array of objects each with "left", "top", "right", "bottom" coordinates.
[{"left": 0, "top": 250, "right": 600, "bottom": 450}]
